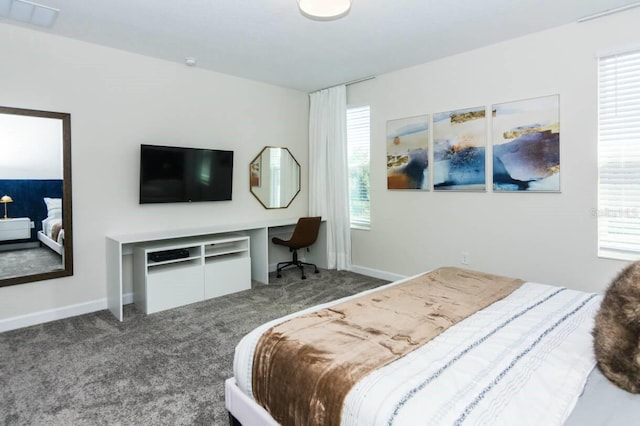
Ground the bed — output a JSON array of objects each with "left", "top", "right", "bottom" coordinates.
[
  {"left": 225, "top": 267, "right": 640, "bottom": 425},
  {"left": 37, "top": 197, "right": 63, "bottom": 255}
]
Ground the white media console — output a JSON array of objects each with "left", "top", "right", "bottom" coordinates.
[
  {"left": 133, "top": 234, "right": 251, "bottom": 314},
  {"left": 106, "top": 218, "right": 327, "bottom": 321}
]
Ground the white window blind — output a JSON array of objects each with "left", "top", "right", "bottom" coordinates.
[
  {"left": 598, "top": 48, "right": 640, "bottom": 260},
  {"left": 347, "top": 105, "right": 371, "bottom": 228}
]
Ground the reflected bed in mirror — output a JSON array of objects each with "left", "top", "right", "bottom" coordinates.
[
  {"left": 250, "top": 147, "right": 301, "bottom": 209},
  {"left": 0, "top": 106, "right": 73, "bottom": 287}
]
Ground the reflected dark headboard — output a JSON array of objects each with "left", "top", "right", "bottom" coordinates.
[{"left": 0, "top": 179, "right": 63, "bottom": 243}]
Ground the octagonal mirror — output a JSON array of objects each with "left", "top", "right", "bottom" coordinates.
[{"left": 250, "top": 147, "right": 300, "bottom": 209}]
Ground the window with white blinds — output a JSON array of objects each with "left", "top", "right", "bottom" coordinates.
[
  {"left": 347, "top": 105, "right": 371, "bottom": 228},
  {"left": 598, "top": 48, "right": 640, "bottom": 260}
]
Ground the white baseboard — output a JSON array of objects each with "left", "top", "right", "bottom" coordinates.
[
  {"left": 123, "top": 292, "right": 134, "bottom": 305},
  {"left": 267, "top": 255, "right": 310, "bottom": 274},
  {"left": 350, "top": 264, "right": 407, "bottom": 282},
  {"left": 0, "top": 268, "right": 402, "bottom": 333},
  {"left": 269, "top": 262, "right": 405, "bottom": 282},
  {"left": 0, "top": 292, "right": 135, "bottom": 333}
]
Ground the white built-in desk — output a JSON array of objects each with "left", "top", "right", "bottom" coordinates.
[{"left": 106, "top": 218, "right": 327, "bottom": 321}]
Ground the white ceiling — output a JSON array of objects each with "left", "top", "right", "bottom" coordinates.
[{"left": 1, "top": 0, "right": 638, "bottom": 92}]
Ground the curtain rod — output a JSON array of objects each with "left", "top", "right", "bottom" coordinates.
[
  {"left": 577, "top": 2, "right": 640, "bottom": 22},
  {"left": 311, "top": 76, "right": 375, "bottom": 93}
]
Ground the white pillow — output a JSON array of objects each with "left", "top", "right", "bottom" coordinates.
[{"left": 43, "top": 197, "right": 62, "bottom": 219}]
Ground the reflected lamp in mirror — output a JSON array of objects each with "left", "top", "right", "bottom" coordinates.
[
  {"left": 1, "top": 195, "right": 13, "bottom": 219},
  {"left": 250, "top": 147, "right": 301, "bottom": 209}
]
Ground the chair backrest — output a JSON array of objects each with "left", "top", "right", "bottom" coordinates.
[{"left": 287, "top": 216, "right": 322, "bottom": 249}]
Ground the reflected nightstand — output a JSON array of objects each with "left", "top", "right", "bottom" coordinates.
[{"left": 0, "top": 217, "right": 31, "bottom": 241}]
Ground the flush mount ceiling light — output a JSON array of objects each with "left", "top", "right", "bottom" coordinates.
[
  {"left": 0, "top": 0, "right": 59, "bottom": 28},
  {"left": 298, "top": 0, "right": 352, "bottom": 21}
]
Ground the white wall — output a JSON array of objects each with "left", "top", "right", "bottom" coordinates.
[
  {"left": 0, "top": 23, "right": 309, "bottom": 321},
  {"left": 348, "top": 8, "right": 640, "bottom": 293},
  {"left": 0, "top": 114, "right": 62, "bottom": 179}
]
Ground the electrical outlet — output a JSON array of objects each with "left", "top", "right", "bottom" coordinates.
[{"left": 461, "top": 251, "right": 469, "bottom": 265}]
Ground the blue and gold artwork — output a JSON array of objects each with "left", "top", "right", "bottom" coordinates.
[
  {"left": 386, "top": 115, "right": 429, "bottom": 190},
  {"left": 492, "top": 95, "right": 560, "bottom": 192},
  {"left": 433, "top": 106, "right": 486, "bottom": 191}
]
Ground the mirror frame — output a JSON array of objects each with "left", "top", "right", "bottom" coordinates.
[
  {"left": 0, "top": 106, "right": 73, "bottom": 287},
  {"left": 249, "top": 146, "right": 301, "bottom": 209}
]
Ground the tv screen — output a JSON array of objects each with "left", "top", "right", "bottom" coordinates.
[{"left": 139, "top": 144, "right": 233, "bottom": 204}]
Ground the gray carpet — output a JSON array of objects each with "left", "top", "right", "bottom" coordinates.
[
  {"left": 0, "top": 268, "right": 388, "bottom": 425},
  {"left": 0, "top": 247, "right": 62, "bottom": 280}
]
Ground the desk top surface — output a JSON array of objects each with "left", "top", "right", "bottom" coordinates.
[{"left": 106, "top": 217, "right": 309, "bottom": 245}]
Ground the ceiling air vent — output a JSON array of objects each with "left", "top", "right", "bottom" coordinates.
[{"left": 0, "top": 0, "right": 59, "bottom": 28}]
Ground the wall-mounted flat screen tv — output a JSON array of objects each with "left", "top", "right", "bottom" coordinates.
[{"left": 139, "top": 144, "right": 234, "bottom": 204}]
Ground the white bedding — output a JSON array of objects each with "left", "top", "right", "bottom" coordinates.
[{"left": 233, "top": 280, "right": 601, "bottom": 425}]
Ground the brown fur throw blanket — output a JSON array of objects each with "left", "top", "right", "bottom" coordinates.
[
  {"left": 51, "top": 222, "right": 62, "bottom": 243},
  {"left": 593, "top": 262, "right": 640, "bottom": 393},
  {"left": 252, "top": 267, "right": 523, "bottom": 425}
]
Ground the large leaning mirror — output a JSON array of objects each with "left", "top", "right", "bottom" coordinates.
[
  {"left": 0, "top": 106, "right": 73, "bottom": 287},
  {"left": 250, "top": 147, "right": 300, "bottom": 209}
]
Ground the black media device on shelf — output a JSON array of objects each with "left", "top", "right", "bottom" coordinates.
[
  {"left": 139, "top": 144, "right": 234, "bottom": 204},
  {"left": 148, "top": 248, "right": 190, "bottom": 262}
]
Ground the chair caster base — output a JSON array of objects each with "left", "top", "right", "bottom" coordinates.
[
  {"left": 277, "top": 273, "right": 282, "bottom": 278},
  {"left": 302, "top": 275, "right": 307, "bottom": 280}
]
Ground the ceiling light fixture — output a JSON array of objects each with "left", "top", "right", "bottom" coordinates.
[
  {"left": 0, "top": 0, "right": 59, "bottom": 28},
  {"left": 298, "top": 0, "right": 352, "bottom": 21}
]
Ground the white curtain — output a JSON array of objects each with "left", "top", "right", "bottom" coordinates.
[{"left": 308, "top": 85, "right": 351, "bottom": 270}]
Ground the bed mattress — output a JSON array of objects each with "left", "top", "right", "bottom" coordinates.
[{"left": 230, "top": 271, "right": 628, "bottom": 425}]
